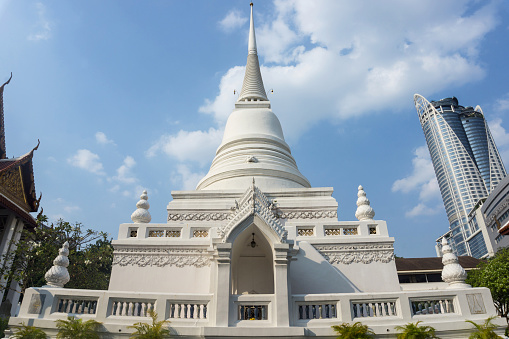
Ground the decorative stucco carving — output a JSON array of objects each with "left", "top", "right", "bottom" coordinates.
[
  {"left": 218, "top": 182, "right": 287, "bottom": 242},
  {"left": 313, "top": 243, "right": 394, "bottom": 265},
  {"left": 276, "top": 210, "right": 337, "bottom": 219},
  {"left": 0, "top": 167, "right": 25, "bottom": 205},
  {"left": 167, "top": 212, "right": 231, "bottom": 222},
  {"left": 112, "top": 247, "right": 210, "bottom": 268}
]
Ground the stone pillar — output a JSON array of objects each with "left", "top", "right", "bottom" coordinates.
[
  {"left": 5, "top": 279, "right": 21, "bottom": 316},
  {"left": 273, "top": 243, "right": 291, "bottom": 326},
  {"left": 213, "top": 243, "right": 232, "bottom": 327},
  {"left": 0, "top": 217, "right": 23, "bottom": 302}
]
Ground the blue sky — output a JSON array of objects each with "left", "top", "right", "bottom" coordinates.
[{"left": 1, "top": 0, "right": 509, "bottom": 258}]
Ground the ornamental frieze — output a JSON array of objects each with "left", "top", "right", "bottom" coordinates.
[
  {"left": 112, "top": 247, "right": 210, "bottom": 268},
  {"left": 313, "top": 243, "right": 394, "bottom": 265},
  {"left": 167, "top": 212, "right": 231, "bottom": 222},
  {"left": 0, "top": 167, "right": 25, "bottom": 207},
  {"left": 276, "top": 210, "right": 337, "bottom": 220}
]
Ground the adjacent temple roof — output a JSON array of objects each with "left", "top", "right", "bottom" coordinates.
[
  {"left": 395, "top": 256, "right": 481, "bottom": 273},
  {"left": 0, "top": 74, "right": 40, "bottom": 228}
]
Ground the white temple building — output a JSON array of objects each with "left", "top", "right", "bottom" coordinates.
[{"left": 9, "top": 4, "right": 505, "bottom": 338}]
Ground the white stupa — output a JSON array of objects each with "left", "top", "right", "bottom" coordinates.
[{"left": 10, "top": 4, "right": 504, "bottom": 338}]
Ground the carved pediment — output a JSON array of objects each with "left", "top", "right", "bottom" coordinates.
[
  {"left": 218, "top": 182, "right": 287, "bottom": 243},
  {"left": 0, "top": 166, "right": 28, "bottom": 210}
]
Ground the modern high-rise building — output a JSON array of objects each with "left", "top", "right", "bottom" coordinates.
[{"left": 414, "top": 94, "right": 507, "bottom": 258}]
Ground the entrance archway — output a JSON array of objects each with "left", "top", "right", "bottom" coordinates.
[{"left": 231, "top": 224, "right": 274, "bottom": 294}]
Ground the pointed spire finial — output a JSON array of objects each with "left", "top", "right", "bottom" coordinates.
[
  {"left": 355, "top": 185, "right": 375, "bottom": 221},
  {"left": 237, "top": 3, "right": 268, "bottom": 102},
  {"left": 131, "top": 190, "right": 151, "bottom": 223},
  {"left": 0, "top": 73, "right": 11, "bottom": 160},
  {"left": 441, "top": 237, "right": 471, "bottom": 289}
]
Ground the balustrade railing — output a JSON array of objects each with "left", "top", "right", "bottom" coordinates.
[
  {"left": 110, "top": 300, "right": 155, "bottom": 317},
  {"left": 169, "top": 302, "right": 208, "bottom": 319},
  {"left": 238, "top": 305, "right": 267, "bottom": 320},
  {"left": 56, "top": 298, "right": 98, "bottom": 314},
  {"left": 352, "top": 300, "right": 397, "bottom": 318},
  {"left": 298, "top": 303, "right": 337, "bottom": 320},
  {"left": 411, "top": 298, "right": 455, "bottom": 315}
]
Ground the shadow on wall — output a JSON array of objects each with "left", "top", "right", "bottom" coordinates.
[{"left": 290, "top": 241, "right": 359, "bottom": 294}]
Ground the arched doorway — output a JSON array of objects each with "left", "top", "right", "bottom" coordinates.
[{"left": 230, "top": 224, "right": 274, "bottom": 295}]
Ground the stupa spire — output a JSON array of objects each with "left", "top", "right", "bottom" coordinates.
[{"left": 237, "top": 3, "right": 268, "bottom": 102}]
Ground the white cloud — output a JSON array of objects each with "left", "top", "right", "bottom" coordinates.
[
  {"left": 393, "top": 145, "right": 442, "bottom": 217},
  {"left": 95, "top": 131, "right": 115, "bottom": 145},
  {"left": 112, "top": 156, "right": 137, "bottom": 184},
  {"left": 27, "top": 3, "right": 52, "bottom": 41},
  {"left": 204, "top": 0, "right": 499, "bottom": 141},
  {"left": 219, "top": 10, "right": 248, "bottom": 32},
  {"left": 67, "top": 149, "right": 105, "bottom": 175},
  {"left": 495, "top": 94, "right": 509, "bottom": 112},
  {"left": 146, "top": 128, "right": 223, "bottom": 166},
  {"left": 406, "top": 203, "right": 441, "bottom": 218},
  {"left": 171, "top": 164, "right": 206, "bottom": 191}
]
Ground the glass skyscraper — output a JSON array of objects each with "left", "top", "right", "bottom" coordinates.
[{"left": 414, "top": 94, "right": 507, "bottom": 257}]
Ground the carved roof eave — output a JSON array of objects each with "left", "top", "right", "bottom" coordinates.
[
  {"left": 0, "top": 191, "right": 37, "bottom": 228},
  {"left": 218, "top": 183, "right": 288, "bottom": 243},
  {"left": 0, "top": 141, "right": 40, "bottom": 212}
]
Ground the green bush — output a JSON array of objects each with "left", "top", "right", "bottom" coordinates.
[
  {"left": 11, "top": 323, "right": 47, "bottom": 339},
  {"left": 55, "top": 316, "right": 102, "bottom": 339},
  {"left": 395, "top": 321, "right": 438, "bottom": 338},
  {"left": 128, "top": 310, "right": 171, "bottom": 338},
  {"left": 466, "top": 316, "right": 502, "bottom": 339},
  {"left": 0, "top": 316, "right": 9, "bottom": 338},
  {"left": 331, "top": 322, "right": 375, "bottom": 339}
]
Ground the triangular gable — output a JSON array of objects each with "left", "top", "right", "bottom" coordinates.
[{"left": 217, "top": 181, "right": 287, "bottom": 243}]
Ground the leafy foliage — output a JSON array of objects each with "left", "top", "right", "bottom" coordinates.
[
  {"left": 331, "top": 322, "right": 375, "bottom": 339},
  {"left": 466, "top": 247, "right": 509, "bottom": 324},
  {"left": 11, "top": 323, "right": 47, "bottom": 339},
  {"left": 465, "top": 316, "right": 502, "bottom": 339},
  {"left": 0, "top": 316, "right": 9, "bottom": 338},
  {"left": 55, "top": 316, "right": 102, "bottom": 339},
  {"left": 0, "top": 215, "right": 113, "bottom": 294},
  {"left": 128, "top": 310, "right": 171, "bottom": 338},
  {"left": 395, "top": 321, "right": 438, "bottom": 338}
]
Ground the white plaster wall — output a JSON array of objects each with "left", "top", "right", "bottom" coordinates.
[
  {"left": 290, "top": 241, "right": 360, "bottom": 294},
  {"left": 108, "top": 265, "right": 211, "bottom": 294},
  {"left": 335, "top": 260, "right": 400, "bottom": 292}
]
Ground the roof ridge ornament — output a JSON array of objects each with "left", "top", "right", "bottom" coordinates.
[
  {"left": 441, "top": 237, "right": 471, "bottom": 289},
  {"left": 237, "top": 3, "right": 268, "bottom": 102},
  {"left": 131, "top": 190, "right": 152, "bottom": 223},
  {"left": 355, "top": 185, "right": 375, "bottom": 221}
]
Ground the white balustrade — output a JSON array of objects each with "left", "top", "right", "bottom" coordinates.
[
  {"left": 411, "top": 298, "right": 454, "bottom": 315},
  {"left": 56, "top": 298, "right": 98, "bottom": 314},
  {"left": 111, "top": 300, "right": 155, "bottom": 317},
  {"left": 297, "top": 303, "right": 337, "bottom": 320},
  {"left": 352, "top": 301, "right": 397, "bottom": 318},
  {"left": 168, "top": 302, "right": 208, "bottom": 320}
]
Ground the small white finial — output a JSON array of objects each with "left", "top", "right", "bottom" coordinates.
[
  {"left": 131, "top": 190, "right": 151, "bottom": 223},
  {"left": 44, "top": 241, "right": 70, "bottom": 288},
  {"left": 441, "top": 237, "right": 471, "bottom": 289},
  {"left": 355, "top": 185, "right": 375, "bottom": 221}
]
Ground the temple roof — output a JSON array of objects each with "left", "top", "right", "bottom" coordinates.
[{"left": 0, "top": 74, "right": 40, "bottom": 228}]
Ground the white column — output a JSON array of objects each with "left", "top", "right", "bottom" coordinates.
[
  {"left": 212, "top": 243, "right": 232, "bottom": 327},
  {"left": 0, "top": 217, "right": 23, "bottom": 302},
  {"left": 0, "top": 214, "right": 18, "bottom": 268},
  {"left": 5, "top": 279, "right": 21, "bottom": 316},
  {"left": 273, "top": 243, "right": 290, "bottom": 326}
]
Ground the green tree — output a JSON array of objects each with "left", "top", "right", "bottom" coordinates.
[
  {"left": 395, "top": 321, "right": 438, "bottom": 338},
  {"left": 128, "top": 310, "right": 171, "bottom": 338},
  {"left": 11, "top": 323, "right": 47, "bottom": 339},
  {"left": 55, "top": 316, "right": 102, "bottom": 339},
  {"left": 466, "top": 316, "right": 502, "bottom": 339},
  {"left": 0, "top": 215, "right": 113, "bottom": 294},
  {"left": 466, "top": 247, "right": 509, "bottom": 325},
  {"left": 331, "top": 322, "right": 375, "bottom": 339}
]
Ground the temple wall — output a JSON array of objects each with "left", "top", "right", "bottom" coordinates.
[{"left": 108, "top": 265, "right": 211, "bottom": 294}]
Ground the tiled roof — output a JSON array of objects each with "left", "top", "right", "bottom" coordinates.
[{"left": 396, "top": 256, "right": 482, "bottom": 273}]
